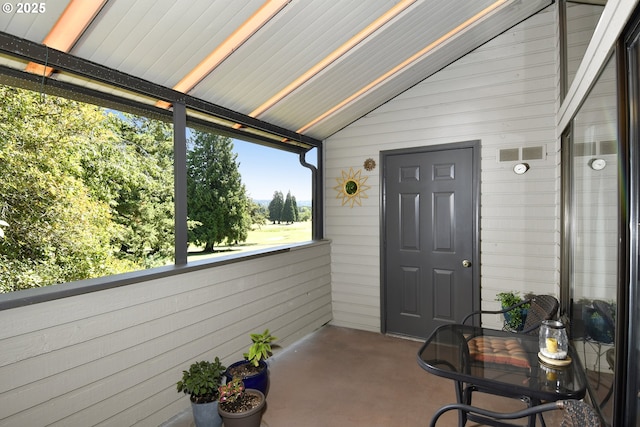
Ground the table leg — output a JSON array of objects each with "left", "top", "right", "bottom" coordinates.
[
  {"left": 528, "top": 398, "right": 547, "bottom": 427},
  {"left": 454, "top": 381, "right": 467, "bottom": 427}
]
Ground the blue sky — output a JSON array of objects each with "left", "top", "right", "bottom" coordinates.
[{"left": 232, "top": 139, "right": 315, "bottom": 201}]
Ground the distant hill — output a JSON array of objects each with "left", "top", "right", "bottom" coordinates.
[{"left": 254, "top": 199, "right": 311, "bottom": 207}]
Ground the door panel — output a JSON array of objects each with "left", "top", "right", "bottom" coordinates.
[{"left": 383, "top": 144, "right": 478, "bottom": 339}]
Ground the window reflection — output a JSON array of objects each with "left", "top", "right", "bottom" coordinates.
[{"left": 567, "top": 53, "right": 617, "bottom": 424}]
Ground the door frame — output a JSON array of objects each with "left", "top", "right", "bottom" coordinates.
[{"left": 379, "top": 140, "right": 481, "bottom": 334}]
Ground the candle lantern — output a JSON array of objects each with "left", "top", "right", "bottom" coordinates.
[{"left": 538, "top": 320, "right": 568, "bottom": 360}]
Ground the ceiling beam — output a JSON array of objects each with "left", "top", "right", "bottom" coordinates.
[
  {"left": 25, "top": 0, "right": 107, "bottom": 77},
  {"left": 0, "top": 31, "right": 322, "bottom": 149},
  {"left": 296, "top": 0, "right": 509, "bottom": 134},
  {"left": 248, "top": 0, "right": 417, "bottom": 119},
  {"left": 157, "top": 0, "right": 291, "bottom": 109}
]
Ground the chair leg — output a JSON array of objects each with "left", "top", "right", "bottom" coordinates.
[
  {"left": 454, "top": 381, "right": 467, "bottom": 427},
  {"left": 600, "top": 384, "right": 614, "bottom": 409}
]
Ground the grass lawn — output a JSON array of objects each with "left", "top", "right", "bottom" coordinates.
[{"left": 187, "top": 221, "right": 312, "bottom": 261}]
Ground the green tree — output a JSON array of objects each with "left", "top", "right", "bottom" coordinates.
[
  {"left": 282, "top": 191, "right": 296, "bottom": 224},
  {"left": 249, "top": 201, "right": 268, "bottom": 227},
  {"left": 106, "top": 114, "right": 175, "bottom": 266},
  {"left": 268, "top": 191, "right": 284, "bottom": 224},
  {"left": 298, "top": 206, "right": 312, "bottom": 222},
  {"left": 0, "top": 86, "right": 123, "bottom": 291},
  {"left": 291, "top": 195, "right": 299, "bottom": 222},
  {"left": 186, "top": 132, "right": 251, "bottom": 251}
]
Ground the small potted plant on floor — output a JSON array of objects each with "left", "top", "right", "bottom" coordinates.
[
  {"left": 218, "top": 378, "right": 266, "bottom": 427},
  {"left": 224, "top": 329, "right": 277, "bottom": 396},
  {"left": 176, "top": 357, "right": 226, "bottom": 427},
  {"left": 496, "top": 291, "right": 531, "bottom": 331}
]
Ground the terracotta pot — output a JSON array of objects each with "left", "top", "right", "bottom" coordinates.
[{"left": 218, "top": 389, "right": 265, "bottom": 427}]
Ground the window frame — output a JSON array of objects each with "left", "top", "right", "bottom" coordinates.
[{"left": 0, "top": 35, "right": 323, "bottom": 309}]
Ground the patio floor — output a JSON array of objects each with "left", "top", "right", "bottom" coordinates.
[{"left": 163, "top": 325, "right": 568, "bottom": 427}]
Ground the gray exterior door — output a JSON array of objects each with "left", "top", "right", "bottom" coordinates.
[{"left": 382, "top": 143, "right": 479, "bottom": 339}]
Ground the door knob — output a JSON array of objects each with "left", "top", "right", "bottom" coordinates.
[{"left": 462, "top": 259, "right": 472, "bottom": 268}]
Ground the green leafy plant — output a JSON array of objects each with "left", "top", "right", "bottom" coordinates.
[
  {"left": 219, "top": 378, "right": 245, "bottom": 405},
  {"left": 176, "top": 357, "right": 226, "bottom": 404},
  {"left": 218, "top": 378, "right": 263, "bottom": 414},
  {"left": 244, "top": 329, "right": 277, "bottom": 367},
  {"left": 496, "top": 292, "right": 531, "bottom": 331}
]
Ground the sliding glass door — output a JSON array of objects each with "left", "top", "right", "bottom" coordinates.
[{"left": 564, "top": 53, "right": 618, "bottom": 425}]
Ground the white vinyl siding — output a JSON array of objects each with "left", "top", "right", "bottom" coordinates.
[
  {"left": 0, "top": 242, "right": 331, "bottom": 426},
  {"left": 325, "top": 8, "right": 559, "bottom": 332}
]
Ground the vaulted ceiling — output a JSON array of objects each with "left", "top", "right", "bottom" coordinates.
[{"left": 0, "top": 0, "right": 552, "bottom": 149}]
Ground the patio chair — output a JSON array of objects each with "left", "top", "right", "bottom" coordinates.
[
  {"left": 592, "top": 300, "right": 616, "bottom": 410},
  {"left": 429, "top": 399, "right": 601, "bottom": 427},
  {"left": 463, "top": 295, "right": 559, "bottom": 335}
]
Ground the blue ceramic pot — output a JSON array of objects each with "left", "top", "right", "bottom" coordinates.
[
  {"left": 503, "top": 308, "right": 528, "bottom": 331},
  {"left": 191, "top": 400, "right": 222, "bottom": 427},
  {"left": 224, "top": 360, "right": 269, "bottom": 396}
]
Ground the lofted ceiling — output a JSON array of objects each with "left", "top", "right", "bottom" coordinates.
[{"left": 0, "top": 0, "right": 552, "bottom": 148}]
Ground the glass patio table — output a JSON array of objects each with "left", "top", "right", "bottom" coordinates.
[{"left": 417, "top": 324, "right": 587, "bottom": 427}]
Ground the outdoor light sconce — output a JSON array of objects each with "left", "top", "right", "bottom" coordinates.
[
  {"left": 513, "top": 163, "right": 530, "bottom": 175},
  {"left": 589, "top": 158, "right": 607, "bottom": 170}
]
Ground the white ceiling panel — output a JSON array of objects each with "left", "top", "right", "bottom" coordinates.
[
  {"left": 0, "top": 0, "right": 554, "bottom": 143},
  {"left": 257, "top": 0, "right": 503, "bottom": 130},
  {"left": 300, "top": 0, "right": 556, "bottom": 139},
  {"left": 190, "top": 0, "right": 399, "bottom": 113},
  {"left": 0, "top": 1, "right": 70, "bottom": 42},
  {"left": 72, "top": 0, "right": 266, "bottom": 87}
]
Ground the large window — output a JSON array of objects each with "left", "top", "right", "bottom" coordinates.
[
  {"left": 183, "top": 127, "right": 313, "bottom": 262},
  {"left": 0, "top": 84, "right": 314, "bottom": 295},
  {"left": 0, "top": 85, "right": 175, "bottom": 292}
]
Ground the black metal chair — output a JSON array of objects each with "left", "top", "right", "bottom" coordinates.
[
  {"left": 463, "top": 294, "right": 559, "bottom": 335},
  {"left": 592, "top": 300, "right": 615, "bottom": 410},
  {"left": 429, "top": 399, "right": 601, "bottom": 427}
]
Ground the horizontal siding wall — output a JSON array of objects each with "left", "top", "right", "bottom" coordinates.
[
  {"left": 0, "top": 242, "right": 331, "bottom": 427},
  {"left": 326, "top": 8, "right": 559, "bottom": 332}
]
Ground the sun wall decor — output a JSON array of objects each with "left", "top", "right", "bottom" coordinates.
[{"left": 334, "top": 167, "right": 370, "bottom": 208}]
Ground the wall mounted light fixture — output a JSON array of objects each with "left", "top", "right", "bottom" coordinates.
[
  {"left": 513, "top": 163, "right": 529, "bottom": 174},
  {"left": 589, "top": 158, "right": 607, "bottom": 170}
]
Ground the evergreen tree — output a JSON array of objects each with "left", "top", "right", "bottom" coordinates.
[
  {"left": 186, "top": 132, "right": 251, "bottom": 251},
  {"left": 268, "top": 191, "right": 284, "bottom": 224},
  {"left": 292, "top": 195, "right": 299, "bottom": 222},
  {"left": 282, "top": 191, "right": 296, "bottom": 224},
  {"left": 103, "top": 114, "right": 175, "bottom": 266}
]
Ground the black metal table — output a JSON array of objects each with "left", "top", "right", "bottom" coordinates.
[{"left": 417, "top": 324, "right": 587, "bottom": 427}]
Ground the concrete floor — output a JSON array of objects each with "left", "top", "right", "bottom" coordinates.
[{"left": 162, "top": 325, "right": 570, "bottom": 427}]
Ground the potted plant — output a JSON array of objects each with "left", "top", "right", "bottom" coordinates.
[
  {"left": 176, "top": 357, "right": 226, "bottom": 427},
  {"left": 224, "top": 329, "right": 277, "bottom": 396},
  {"left": 217, "top": 378, "right": 266, "bottom": 427},
  {"left": 496, "top": 291, "right": 531, "bottom": 331},
  {"left": 583, "top": 300, "right": 615, "bottom": 343}
]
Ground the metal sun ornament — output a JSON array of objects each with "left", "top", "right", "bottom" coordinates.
[
  {"left": 334, "top": 167, "right": 370, "bottom": 208},
  {"left": 363, "top": 158, "right": 376, "bottom": 171}
]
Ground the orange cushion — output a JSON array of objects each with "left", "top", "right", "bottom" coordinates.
[{"left": 467, "top": 336, "right": 531, "bottom": 368}]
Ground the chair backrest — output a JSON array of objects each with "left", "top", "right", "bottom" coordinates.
[
  {"left": 428, "top": 399, "right": 601, "bottom": 427},
  {"left": 521, "top": 295, "right": 559, "bottom": 335},
  {"left": 560, "top": 399, "right": 601, "bottom": 427}
]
